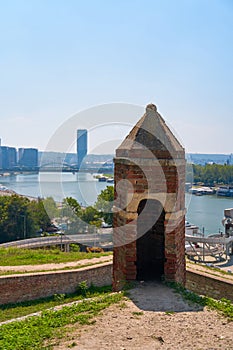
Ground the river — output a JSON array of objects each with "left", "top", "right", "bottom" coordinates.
[
  {"left": 0, "top": 172, "right": 109, "bottom": 207},
  {"left": 1, "top": 173, "right": 233, "bottom": 235}
]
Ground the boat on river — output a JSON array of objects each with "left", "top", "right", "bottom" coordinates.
[
  {"left": 185, "top": 221, "right": 201, "bottom": 235},
  {"left": 98, "top": 176, "right": 107, "bottom": 182},
  {"left": 216, "top": 186, "right": 233, "bottom": 197},
  {"left": 188, "top": 186, "right": 215, "bottom": 196}
]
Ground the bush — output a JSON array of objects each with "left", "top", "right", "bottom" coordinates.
[
  {"left": 77, "top": 281, "right": 88, "bottom": 296},
  {"left": 70, "top": 244, "right": 80, "bottom": 252}
]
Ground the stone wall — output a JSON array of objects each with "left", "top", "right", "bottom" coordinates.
[
  {"left": 0, "top": 262, "right": 112, "bottom": 305},
  {"left": 1, "top": 262, "right": 232, "bottom": 306},
  {"left": 186, "top": 267, "right": 233, "bottom": 302}
]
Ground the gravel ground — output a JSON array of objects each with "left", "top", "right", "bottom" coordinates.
[{"left": 55, "top": 281, "right": 233, "bottom": 350}]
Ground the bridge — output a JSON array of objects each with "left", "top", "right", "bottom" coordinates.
[
  {"left": 0, "top": 162, "right": 114, "bottom": 175},
  {"left": 0, "top": 233, "right": 113, "bottom": 251},
  {"left": 39, "top": 162, "right": 78, "bottom": 172},
  {"left": 39, "top": 163, "right": 114, "bottom": 174}
]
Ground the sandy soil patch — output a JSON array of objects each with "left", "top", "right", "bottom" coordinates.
[{"left": 56, "top": 281, "right": 233, "bottom": 350}]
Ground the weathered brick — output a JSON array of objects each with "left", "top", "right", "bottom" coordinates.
[{"left": 113, "top": 104, "right": 186, "bottom": 290}]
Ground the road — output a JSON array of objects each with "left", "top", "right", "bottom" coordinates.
[{"left": 0, "top": 232, "right": 113, "bottom": 250}]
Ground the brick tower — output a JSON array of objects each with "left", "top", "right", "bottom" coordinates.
[{"left": 113, "top": 104, "right": 186, "bottom": 291}]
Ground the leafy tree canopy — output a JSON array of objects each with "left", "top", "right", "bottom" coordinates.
[
  {"left": 0, "top": 195, "right": 52, "bottom": 243},
  {"left": 95, "top": 186, "right": 114, "bottom": 225},
  {"left": 190, "top": 164, "right": 233, "bottom": 186}
]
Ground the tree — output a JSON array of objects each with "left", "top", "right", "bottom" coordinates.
[
  {"left": 63, "top": 197, "right": 81, "bottom": 216},
  {"left": 191, "top": 164, "right": 233, "bottom": 186},
  {"left": 0, "top": 195, "right": 54, "bottom": 243},
  {"left": 59, "top": 188, "right": 114, "bottom": 235},
  {"left": 27, "top": 199, "right": 51, "bottom": 232},
  {"left": 80, "top": 206, "right": 102, "bottom": 231},
  {"left": 95, "top": 186, "right": 114, "bottom": 225},
  {"left": 59, "top": 197, "right": 84, "bottom": 233},
  {"left": 42, "top": 197, "right": 59, "bottom": 219},
  {"left": 0, "top": 195, "right": 36, "bottom": 243},
  {"left": 7, "top": 196, "right": 30, "bottom": 240}
]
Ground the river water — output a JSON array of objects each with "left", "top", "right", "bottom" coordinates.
[{"left": 1, "top": 172, "right": 233, "bottom": 235}]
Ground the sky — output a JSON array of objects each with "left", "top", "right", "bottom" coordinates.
[{"left": 0, "top": 0, "right": 233, "bottom": 154}]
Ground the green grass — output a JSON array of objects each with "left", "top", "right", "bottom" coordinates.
[
  {"left": 0, "top": 285, "right": 113, "bottom": 322},
  {"left": 0, "top": 247, "right": 112, "bottom": 266},
  {"left": 0, "top": 290, "right": 124, "bottom": 350},
  {"left": 168, "top": 282, "right": 233, "bottom": 321},
  {"left": 132, "top": 311, "right": 143, "bottom": 316}
]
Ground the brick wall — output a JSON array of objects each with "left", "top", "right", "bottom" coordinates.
[
  {"left": 186, "top": 268, "right": 233, "bottom": 302},
  {"left": 113, "top": 156, "right": 186, "bottom": 289},
  {"left": 0, "top": 262, "right": 112, "bottom": 305},
  {"left": 1, "top": 263, "right": 232, "bottom": 305}
]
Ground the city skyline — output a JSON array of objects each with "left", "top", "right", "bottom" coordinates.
[
  {"left": 1, "top": 136, "right": 233, "bottom": 158},
  {"left": 0, "top": 145, "right": 38, "bottom": 170},
  {"left": 1, "top": 135, "right": 233, "bottom": 171},
  {"left": 0, "top": 1, "right": 233, "bottom": 154}
]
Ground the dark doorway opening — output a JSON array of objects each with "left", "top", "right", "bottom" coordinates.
[{"left": 136, "top": 199, "right": 165, "bottom": 281}]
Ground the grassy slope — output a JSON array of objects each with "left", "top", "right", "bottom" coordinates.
[
  {"left": 0, "top": 248, "right": 112, "bottom": 266},
  {"left": 0, "top": 290, "right": 125, "bottom": 350},
  {"left": 0, "top": 285, "right": 114, "bottom": 322}
]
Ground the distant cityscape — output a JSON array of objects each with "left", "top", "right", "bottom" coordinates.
[
  {"left": 0, "top": 131, "right": 114, "bottom": 173},
  {"left": 188, "top": 153, "right": 233, "bottom": 166},
  {"left": 0, "top": 133, "right": 233, "bottom": 173}
]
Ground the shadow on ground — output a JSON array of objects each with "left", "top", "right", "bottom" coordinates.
[{"left": 128, "top": 281, "right": 203, "bottom": 313}]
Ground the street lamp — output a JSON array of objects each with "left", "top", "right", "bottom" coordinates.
[
  {"left": 20, "top": 215, "right": 26, "bottom": 240},
  {"left": 60, "top": 231, "right": 64, "bottom": 251}
]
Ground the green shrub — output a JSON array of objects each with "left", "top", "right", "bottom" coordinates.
[
  {"left": 70, "top": 244, "right": 80, "bottom": 252},
  {"left": 76, "top": 281, "right": 88, "bottom": 296}
]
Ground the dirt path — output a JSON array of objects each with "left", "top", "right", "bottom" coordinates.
[
  {"left": 56, "top": 281, "right": 233, "bottom": 350},
  {"left": 0, "top": 255, "right": 113, "bottom": 273}
]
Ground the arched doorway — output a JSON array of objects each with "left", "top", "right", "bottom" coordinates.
[{"left": 136, "top": 199, "right": 165, "bottom": 281}]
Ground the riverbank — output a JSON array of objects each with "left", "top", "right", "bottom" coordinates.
[
  {"left": 0, "top": 189, "right": 16, "bottom": 196},
  {"left": 0, "top": 172, "right": 109, "bottom": 204},
  {"left": 1, "top": 172, "right": 233, "bottom": 233},
  {"left": 0, "top": 188, "right": 37, "bottom": 201}
]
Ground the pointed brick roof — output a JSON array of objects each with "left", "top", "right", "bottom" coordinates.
[{"left": 116, "top": 104, "right": 184, "bottom": 159}]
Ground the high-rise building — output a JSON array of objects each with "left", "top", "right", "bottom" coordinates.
[
  {"left": 77, "top": 129, "right": 87, "bottom": 169},
  {"left": 0, "top": 147, "right": 8, "bottom": 170},
  {"left": 0, "top": 146, "right": 17, "bottom": 170},
  {"left": 8, "top": 147, "right": 17, "bottom": 169},
  {"left": 229, "top": 154, "right": 233, "bottom": 165},
  {"left": 18, "top": 148, "right": 38, "bottom": 168}
]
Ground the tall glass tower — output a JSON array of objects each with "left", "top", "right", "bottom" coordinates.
[
  {"left": 18, "top": 148, "right": 38, "bottom": 168},
  {"left": 77, "top": 129, "right": 87, "bottom": 170}
]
